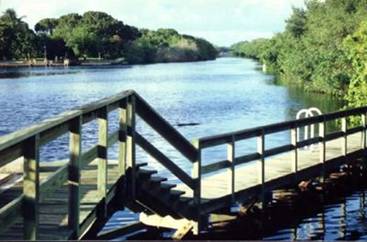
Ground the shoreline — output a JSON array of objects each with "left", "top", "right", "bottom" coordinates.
[{"left": 0, "top": 57, "right": 218, "bottom": 69}]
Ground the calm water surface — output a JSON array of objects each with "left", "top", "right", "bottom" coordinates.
[{"left": 1, "top": 57, "right": 352, "bottom": 239}]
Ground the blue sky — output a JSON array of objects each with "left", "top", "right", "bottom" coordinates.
[{"left": 0, "top": 0, "right": 305, "bottom": 46}]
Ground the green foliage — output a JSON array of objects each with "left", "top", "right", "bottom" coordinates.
[
  {"left": 344, "top": 21, "right": 367, "bottom": 108},
  {"left": 125, "top": 29, "right": 217, "bottom": 64},
  {"left": 231, "top": 0, "right": 367, "bottom": 96},
  {"left": 0, "top": 9, "right": 216, "bottom": 63},
  {"left": 0, "top": 9, "right": 37, "bottom": 60},
  {"left": 47, "top": 11, "right": 140, "bottom": 59}
]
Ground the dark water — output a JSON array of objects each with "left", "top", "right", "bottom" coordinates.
[{"left": 0, "top": 57, "right": 348, "bottom": 239}]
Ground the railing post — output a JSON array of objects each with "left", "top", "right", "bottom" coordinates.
[
  {"left": 341, "top": 117, "right": 347, "bottom": 157},
  {"left": 192, "top": 139, "right": 201, "bottom": 235},
  {"left": 257, "top": 130, "right": 265, "bottom": 207},
  {"left": 362, "top": 113, "right": 367, "bottom": 169},
  {"left": 319, "top": 119, "right": 326, "bottom": 180},
  {"left": 126, "top": 95, "right": 136, "bottom": 199},
  {"left": 118, "top": 99, "right": 128, "bottom": 176},
  {"left": 227, "top": 136, "right": 235, "bottom": 203},
  {"left": 68, "top": 116, "right": 82, "bottom": 239},
  {"left": 97, "top": 107, "right": 108, "bottom": 197},
  {"left": 23, "top": 135, "right": 40, "bottom": 240},
  {"left": 291, "top": 127, "right": 298, "bottom": 181}
]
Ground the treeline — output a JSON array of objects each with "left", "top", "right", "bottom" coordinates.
[
  {"left": 231, "top": 0, "right": 367, "bottom": 108},
  {"left": 126, "top": 28, "right": 218, "bottom": 64},
  {"left": 0, "top": 9, "right": 217, "bottom": 64}
]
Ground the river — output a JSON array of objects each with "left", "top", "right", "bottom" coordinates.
[{"left": 2, "top": 57, "right": 361, "bottom": 240}]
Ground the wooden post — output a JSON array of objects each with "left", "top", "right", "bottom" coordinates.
[
  {"left": 257, "top": 130, "right": 265, "bottom": 207},
  {"left": 23, "top": 135, "right": 40, "bottom": 240},
  {"left": 118, "top": 99, "right": 128, "bottom": 176},
  {"left": 126, "top": 95, "right": 136, "bottom": 199},
  {"left": 192, "top": 140, "right": 201, "bottom": 235},
  {"left": 291, "top": 128, "right": 298, "bottom": 171},
  {"left": 341, "top": 117, "right": 347, "bottom": 157},
  {"left": 291, "top": 128, "right": 298, "bottom": 181},
  {"left": 68, "top": 116, "right": 82, "bottom": 239},
  {"left": 319, "top": 119, "right": 326, "bottom": 181},
  {"left": 97, "top": 107, "right": 108, "bottom": 199},
  {"left": 227, "top": 136, "right": 235, "bottom": 203},
  {"left": 362, "top": 113, "right": 367, "bottom": 169},
  {"left": 319, "top": 120, "right": 326, "bottom": 164}
]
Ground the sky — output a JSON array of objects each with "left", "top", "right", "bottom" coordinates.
[{"left": 0, "top": 0, "right": 305, "bottom": 47}]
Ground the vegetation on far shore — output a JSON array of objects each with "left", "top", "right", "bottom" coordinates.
[
  {"left": 231, "top": 0, "right": 367, "bottom": 109},
  {"left": 0, "top": 9, "right": 217, "bottom": 65}
]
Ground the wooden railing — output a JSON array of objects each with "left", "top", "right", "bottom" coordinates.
[
  {"left": 2, "top": 89, "right": 367, "bottom": 239},
  {"left": 197, "top": 106, "right": 367, "bottom": 202},
  {"left": 0, "top": 90, "right": 200, "bottom": 240}
]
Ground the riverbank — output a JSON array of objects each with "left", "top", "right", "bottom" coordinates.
[{"left": 0, "top": 56, "right": 217, "bottom": 69}]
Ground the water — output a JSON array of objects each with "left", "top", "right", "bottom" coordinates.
[{"left": 0, "top": 57, "right": 347, "bottom": 239}]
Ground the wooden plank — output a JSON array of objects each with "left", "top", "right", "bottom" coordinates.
[
  {"left": 235, "top": 153, "right": 260, "bottom": 166},
  {"left": 126, "top": 95, "right": 136, "bottom": 199},
  {"left": 40, "top": 165, "right": 68, "bottom": 200},
  {"left": 80, "top": 90, "right": 132, "bottom": 124},
  {"left": 201, "top": 160, "right": 230, "bottom": 175},
  {"left": 192, "top": 140, "right": 201, "bottom": 235},
  {"left": 342, "top": 117, "right": 347, "bottom": 156},
  {"left": 68, "top": 116, "right": 82, "bottom": 238},
  {"left": 291, "top": 128, "right": 298, "bottom": 174},
  {"left": 0, "top": 196, "right": 23, "bottom": 234},
  {"left": 134, "top": 93, "right": 197, "bottom": 163},
  {"left": 97, "top": 107, "right": 108, "bottom": 203},
  {"left": 39, "top": 122, "right": 69, "bottom": 146},
  {"left": 347, "top": 126, "right": 364, "bottom": 135},
  {"left": 118, "top": 99, "right": 127, "bottom": 176},
  {"left": 257, "top": 130, "right": 265, "bottom": 207},
  {"left": 264, "top": 144, "right": 293, "bottom": 157},
  {"left": 0, "top": 143, "right": 23, "bottom": 168},
  {"left": 227, "top": 137, "right": 235, "bottom": 202},
  {"left": 23, "top": 135, "right": 40, "bottom": 240},
  {"left": 135, "top": 132, "right": 194, "bottom": 189},
  {"left": 81, "top": 146, "right": 98, "bottom": 168},
  {"left": 0, "top": 110, "right": 80, "bottom": 152}
]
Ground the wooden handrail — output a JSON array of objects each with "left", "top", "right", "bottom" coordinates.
[
  {"left": 199, "top": 106, "right": 367, "bottom": 148},
  {"left": 134, "top": 92, "right": 198, "bottom": 162},
  {"left": 135, "top": 132, "right": 195, "bottom": 189}
]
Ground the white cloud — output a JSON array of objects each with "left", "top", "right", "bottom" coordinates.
[{"left": 0, "top": 0, "right": 305, "bottom": 46}]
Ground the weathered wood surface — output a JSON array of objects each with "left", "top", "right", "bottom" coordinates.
[
  {"left": 0, "top": 161, "right": 121, "bottom": 240},
  {"left": 177, "top": 132, "right": 363, "bottom": 201}
]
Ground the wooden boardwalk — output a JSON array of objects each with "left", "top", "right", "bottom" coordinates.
[
  {"left": 177, "top": 133, "right": 363, "bottom": 200},
  {"left": 0, "top": 90, "right": 367, "bottom": 240}
]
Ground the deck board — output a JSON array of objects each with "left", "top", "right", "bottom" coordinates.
[
  {"left": 177, "top": 132, "right": 363, "bottom": 200},
  {"left": 0, "top": 162, "right": 121, "bottom": 240}
]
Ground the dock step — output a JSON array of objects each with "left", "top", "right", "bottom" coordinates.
[
  {"left": 137, "top": 169, "right": 157, "bottom": 179},
  {"left": 170, "top": 190, "right": 186, "bottom": 198},
  {"left": 150, "top": 176, "right": 167, "bottom": 184},
  {"left": 160, "top": 183, "right": 177, "bottom": 190}
]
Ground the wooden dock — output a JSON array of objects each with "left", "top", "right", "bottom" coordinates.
[{"left": 0, "top": 90, "right": 367, "bottom": 240}]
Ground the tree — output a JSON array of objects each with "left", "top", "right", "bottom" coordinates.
[
  {"left": 285, "top": 7, "right": 307, "bottom": 38},
  {"left": 0, "top": 9, "right": 37, "bottom": 60},
  {"left": 344, "top": 21, "right": 367, "bottom": 108}
]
